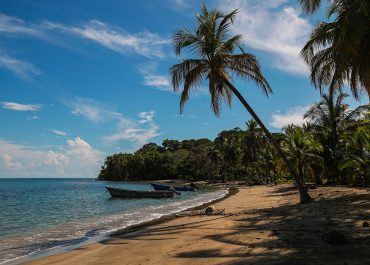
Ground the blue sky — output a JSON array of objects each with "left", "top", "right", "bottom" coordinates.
[{"left": 0, "top": 0, "right": 366, "bottom": 177}]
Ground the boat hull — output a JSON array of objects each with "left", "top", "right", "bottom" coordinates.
[
  {"left": 106, "top": 187, "right": 175, "bottom": 198},
  {"left": 151, "top": 183, "right": 195, "bottom": 192}
]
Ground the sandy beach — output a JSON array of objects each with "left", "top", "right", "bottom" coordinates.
[{"left": 24, "top": 185, "right": 370, "bottom": 265}]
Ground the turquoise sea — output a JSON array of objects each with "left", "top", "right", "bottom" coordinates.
[{"left": 0, "top": 178, "right": 226, "bottom": 264}]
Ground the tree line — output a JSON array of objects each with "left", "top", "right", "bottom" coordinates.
[
  {"left": 98, "top": 92, "right": 369, "bottom": 186},
  {"left": 101, "top": 1, "right": 369, "bottom": 203}
]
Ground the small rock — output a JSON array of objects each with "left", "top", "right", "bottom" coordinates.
[
  {"left": 321, "top": 230, "right": 346, "bottom": 245},
  {"left": 363, "top": 221, "right": 369, "bottom": 227}
]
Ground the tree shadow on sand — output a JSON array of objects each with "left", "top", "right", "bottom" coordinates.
[{"left": 175, "top": 188, "right": 370, "bottom": 265}]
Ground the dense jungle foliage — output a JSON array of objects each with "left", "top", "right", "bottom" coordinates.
[{"left": 98, "top": 92, "right": 370, "bottom": 186}]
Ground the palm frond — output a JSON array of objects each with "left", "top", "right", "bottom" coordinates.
[
  {"left": 170, "top": 59, "right": 205, "bottom": 91},
  {"left": 225, "top": 54, "right": 272, "bottom": 96},
  {"left": 299, "top": 0, "right": 324, "bottom": 14}
]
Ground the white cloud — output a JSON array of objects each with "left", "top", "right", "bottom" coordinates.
[
  {"left": 174, "top": 114, "right": 198, "bottom": 119},
  {"left": 0, "top": 137, "right": 103, "bottom": 177},
  {"left": 0, "top": 13, "right": 170, "bottom": 83},
  {"left": 27, "top": 115, "right": 39, "bottom": 120},
  {"left": 68, "top": 97, "right": 126, "bottom": 123},
  {"left": 2, "top": 153, "right": 23, "bottom": 170},
  {"left": 143, "top": 74, "right": 172, "bottom": 91},
  {"left": 138, "top": 62, "right": 173, "bottom": 92},
  {"left": 138, "top": 111, "right": 155, "bottom": 124},
  {"left": 0, "top": 52, "right": 41, "bottom": 79},
  {"left": 138, "top": 62, "right": 210, "bottom": 96},
  {"left": 138, "top": 62, "right": 177, "bottom": 93},
  {"left": 269, "top": 105, "right": 310, "bottom": 129},
  {"left": 0, "top": 13, "right": 43, "bottom": 36},
  {"left": 171, "top": 0, "right": 190, "bottom": 10},
  {"left": 104, "top": 111, "right": 161, "bottom": 147},
  {"left": 66, "top": 137, "right": 101, "bottom": 164},
  {"left": 67, "top": 97, "right": 160, "bottom": 148},
  {"left": 71, "top": 100, "right": 104, "bottom": 122},
  {"left": 44, "top": 20, "right": 170, "bottom": 58},
  {"left": 222, "top": 0, "right": 311, "bottom": 75},
  {"left": 1, "top": 102, "right": 42, "bottom": 111},
  {"left": 105, "top": 123, "right": 161, "bottom": 147},
  {"left": 51, "top": 129, "right": 67, "bottom": 136}
]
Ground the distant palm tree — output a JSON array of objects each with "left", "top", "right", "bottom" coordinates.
[
  {"left": 304, "top": 92, "right": 368, "bottom": 183},
  {"left": 170, "top": 4, "right": 312, "bottom": 203},
  {"left": 281, "top": 126, "right": 323, "bottom": 183},
  {"left": 299, "top": 0, "right": 370, "bottom": 99},
  {"left": 243, "top": 119, "right": 261, "bottom": 164},
  {"left": 340, "top": 127, "right": 370, "bottom": 186}
]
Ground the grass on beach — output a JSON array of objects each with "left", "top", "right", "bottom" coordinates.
[{"left": 24, "top": 185, "right": 370, "bottom": 265}]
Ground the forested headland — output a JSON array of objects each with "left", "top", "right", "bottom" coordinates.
[{"left": 98, "top": 92, "right": 370, "bottom": 186}]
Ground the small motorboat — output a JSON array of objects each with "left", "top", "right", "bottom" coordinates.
[
  {"left": 151, "top": 183, "right": 197, "bottom": 192},
  {"left": 106, "top": 187, "right": 176, "bottom": 198}
]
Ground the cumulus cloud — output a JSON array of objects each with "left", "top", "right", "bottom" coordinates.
[
  {"left": 1, "top": 102, "right": 42, "bottom": 111},
  {"left": 221, "top": 0, "right": 311, "bottom": 75},
  {"left": 0, "top": 137, "right": 103, "bottom": 177},
  {"left": 269, "top": 105, "right": 311, "bottom": 129}
]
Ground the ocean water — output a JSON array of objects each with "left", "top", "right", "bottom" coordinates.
[{"left": 0, "top": 178, "right": 227, "bottom": 264}]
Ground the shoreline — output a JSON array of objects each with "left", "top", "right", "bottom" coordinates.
[
  {"left": 21, "top": 185, "right": 370, "bottom": 265},
  {"left": 2, "top": 187, "right": 235, "bottom": 265}
]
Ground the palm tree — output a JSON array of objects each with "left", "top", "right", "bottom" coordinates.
[
  {"left": 281, "top": 126, "right": 323, "bottom": 183},
  {"left": 170, "top": 4, "right": 312, "bottom": 203},
  {"left": 299, "top": 0, "right": 370, "bottom": 99},
  {"left": 304, "top": 92, "right": 368, "bottom": 183},
  {"left": 339, "top": 127, "right": 370, "bottom": 186},
  {"left": 242, "top": 119, "right": 261, "bottom": 165},
  {"left": 298, "top": 0, "right": 322, "bottom": 14}
]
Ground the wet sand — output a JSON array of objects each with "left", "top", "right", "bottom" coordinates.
[{"left": 24, "top": 185, "right": 370, "bottom": 265}]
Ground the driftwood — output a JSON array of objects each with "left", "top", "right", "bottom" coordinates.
[{"left": 176, "top": 207, "right": 225, "bottom": 217}]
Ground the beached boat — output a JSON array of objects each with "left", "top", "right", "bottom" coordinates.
[
  {"left": 106, "top": 187, "right": 175, "bottom": 198},
  {"left": 151, "top": 183, "right": 196, "bottom": 192}
]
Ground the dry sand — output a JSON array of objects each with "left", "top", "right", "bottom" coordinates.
[{"left": 24, "top": 185, "right": 370, "bottom": 265}]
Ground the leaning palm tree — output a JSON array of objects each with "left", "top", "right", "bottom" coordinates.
[
  {"left": 300, "top": 0, "right": 370, "bottom": 99},
  {"left": 170, "top": 4, "right": 312, "bottom": 203}
]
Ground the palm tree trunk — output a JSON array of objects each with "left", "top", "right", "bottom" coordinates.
[{"left": 224, "top": 79, "right": 312, "bottom": 203}]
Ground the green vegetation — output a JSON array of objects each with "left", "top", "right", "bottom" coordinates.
[
  {"left": 98, "top": 92, "right": 370, "bottom": 187},
  {"left": 299, "top": 0, "right": 370, "bottom": 98},
  {"left": 170, "top": 4, "right": 311, "bottom": 202},
  {"left": 99, "top": 3, "right": 370, "bottom": 203}
]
